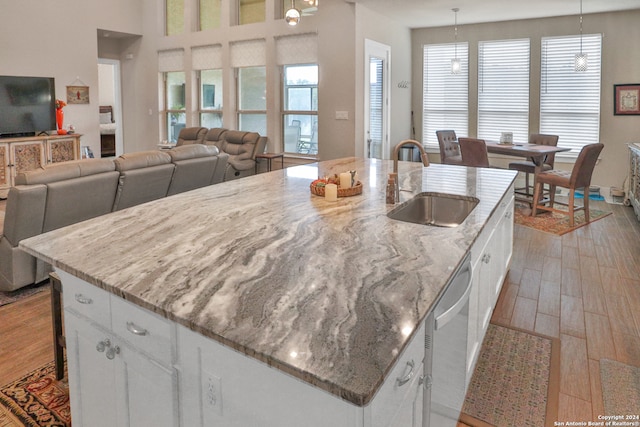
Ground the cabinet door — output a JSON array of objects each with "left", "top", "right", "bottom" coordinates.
[
  {"left": 390, "top": 365, "right": 424, "bottom": 427},
  {"left": 9, "top": 140, "right": 45, "bottom": 176},
  {"left": 47, "top": 137, "right": 78, "bottom": 163},
  {"left": 64, "top": 310, "right": 119, "bottom": 427},
  {"left": 115, "top": 344, "right": 179, "bottom": 427}
]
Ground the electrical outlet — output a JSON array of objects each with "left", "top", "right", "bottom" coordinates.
[{"left": 202, "top": 371, "right": 223, "bottom": 418}]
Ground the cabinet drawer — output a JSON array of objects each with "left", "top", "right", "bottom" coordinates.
[
  {"left": 368, "top": 321, "right": 426, "bottom": 427},
  {"left": 60, "top": 271, "right": 111, "bottom": 328},
  {"left": 110, "top": 295, "right": 173, "bottom": 365}
]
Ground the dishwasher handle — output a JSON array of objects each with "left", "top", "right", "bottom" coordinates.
[{"left": 434, "top": 259, "right": 473, "bottom": 331}]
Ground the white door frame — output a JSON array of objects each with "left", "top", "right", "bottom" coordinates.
[
  {"left": 364, "top": 39, "right": 391, "bottom": 160},
  {"left": 98, "top": 58, "right": 123, "bottom": 156}
]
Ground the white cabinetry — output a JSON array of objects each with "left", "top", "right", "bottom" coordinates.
[
  {"left": 59, "top": 270, "right": 179, "bottom": 427},
  {"left": 177, "top": 321, "right": 425, "bottom": 427},
  {"left": 466, "top": 187, "right": 514, "bottom": 382}
]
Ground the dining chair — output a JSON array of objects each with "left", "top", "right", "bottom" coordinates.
[
  {"left": 436, "top": 130, "right": 463, "bottom": 165},
  {"left": 531, "top": 143, "right": 604, "bottom": 227},
  {"left": 508, "top": 134, "right": 559, "bottom": 199},
  {"left": 458, "top": 137, "right": 490, "bottom": 167}
]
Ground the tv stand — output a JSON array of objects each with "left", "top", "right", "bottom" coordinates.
[{"left": 0, "top": 134, "right": 81, "bottom": 198}]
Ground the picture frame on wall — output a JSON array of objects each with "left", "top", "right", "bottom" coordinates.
[
  {"left": 614, "top": 84, "right": 640, "bottom": 115},
  {"left": 66, "top": 85, "right": 90, "bottom": 104}
]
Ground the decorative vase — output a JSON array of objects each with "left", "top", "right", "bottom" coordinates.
[{"left": 56, "top": 108, "right": 67, "bottom": 135}]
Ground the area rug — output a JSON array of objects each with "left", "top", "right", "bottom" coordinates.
[
  {"left": 0, "top": 281, "right": 49, "bottom": 308},
  {"left": 459, "top": 323, "right": 560, "bottom": 427},
  {"left": 0, "top": 360, "right": 70, "bottom": 427},
  {"left": 600, "top": 359, "right": 640, "bottom": 416},
  {"left": 514, "top": 203, "right": 611, "bottom": 236}
]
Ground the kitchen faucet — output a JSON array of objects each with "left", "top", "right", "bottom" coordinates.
[{"left": 387, "top": 140, "right": 429, "bottom": 203}]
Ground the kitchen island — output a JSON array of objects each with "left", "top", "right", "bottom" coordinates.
[{"left": 21, "top": 157, "right": 517, "bottom": 426}]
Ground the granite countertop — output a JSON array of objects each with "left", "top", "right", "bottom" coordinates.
[{"left": 20, "top": 157, "right": 516, "bottom": 407}]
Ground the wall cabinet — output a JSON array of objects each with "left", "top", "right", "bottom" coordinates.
[
  {"left": 59, "top": 270, "right": 179, "bottom": 427},
  {"left": 0, "top": 134, "right": 81, "bottom": 198},
  {"left": 629, "top": 144, "right": 640, "bottom": 222}
]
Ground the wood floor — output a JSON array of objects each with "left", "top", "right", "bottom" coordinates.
[{"left": 1, "top": 199, "right": 639, "bottom": 424}]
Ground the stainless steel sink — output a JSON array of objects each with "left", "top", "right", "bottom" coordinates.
[{"left": 387, "top": 192, "right": 479, "bottom": 227}]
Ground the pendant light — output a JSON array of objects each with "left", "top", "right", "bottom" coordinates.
[
  {"left": 451, "top": 8, "right": 461, "bottom": 75},
  {"left": 285, "top": 0, "right": 301, "bottom": 26},
  {"left": 575, "top": 0, "right": 588, "bottom": 72}
]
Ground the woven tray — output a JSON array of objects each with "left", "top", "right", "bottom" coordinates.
[{"left": 310, "top": 181, "right": 363, "bottom": 197}]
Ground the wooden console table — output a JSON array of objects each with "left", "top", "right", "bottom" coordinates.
[{"left": 0, "top": 134, "right": 81, "bottom": 198}]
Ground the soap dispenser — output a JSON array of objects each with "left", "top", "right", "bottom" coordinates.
[{"left": 386, "top": 173, "right": 399, "bottom": 204}]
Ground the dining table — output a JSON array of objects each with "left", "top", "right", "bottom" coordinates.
[{"left": 484, "top": 140, "right": 571, "bottom": 209}]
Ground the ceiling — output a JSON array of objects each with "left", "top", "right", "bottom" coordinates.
[{"left": 353, "top": 0, "right": 640, "bottom": 29}]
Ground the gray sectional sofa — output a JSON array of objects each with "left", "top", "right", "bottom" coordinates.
[
  {"left": 0, "top": 144, "right": 228, "bottom": 292},
  {"left": 177, "top": 127, "right": 267, "bottom": 181}
]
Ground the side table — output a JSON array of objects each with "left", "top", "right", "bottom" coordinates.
[{"left": 255, "top": 153, "right": 284, "bottom": 173}]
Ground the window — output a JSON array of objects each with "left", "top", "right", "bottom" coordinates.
[
  {"left": 422, "top": 43, "right": 469, "bottom": 147},
  {"left": 163, "top": 72, "right": 186, "bottom": 143},
  {"left": 540, "top": 34, "right": 602, "bottom": 156},
  {"left": 281, "top": 0, "right": 317, "bottom": 19},
  {"left": 283, "top": 64, "right": 318, "bottom": 155},
  {"left": 199, "top": 0, "right": 221, "bottom": 30},
  {"left": 237, "top": 66, "right": 266, "bottom": 135},
  {"left": 199, "top": 70, "right": 223, "bottom": 128},
  {"left": 478, "top": 39, "right": 530, "bottom": 143},
  {"left": 166, "top": 0, "right": 184, "bottom": 35},
  {"left": 239, "top": 0, "right": 265, "bottom": 25}
]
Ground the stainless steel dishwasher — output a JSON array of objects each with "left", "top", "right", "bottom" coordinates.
[{"left": 423, "top": 253, "right": 472, "bottom": 427}]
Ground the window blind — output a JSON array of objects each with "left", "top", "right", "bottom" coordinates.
[
  {"left": 478, "top": 39, "right": 530, "bottom": 143},
  {"left": 540, "top": 34, "right": 602, "bottom": 156},
  {"left": 422, "top": 43, "right": 469, "bottom": 147},
  {"left": 230, "top": 39, "right": 266, "bottom": 67},
  {"left": 276, "top": 33, "right": 318, "bottom": 65},
  {"left": 158, "top": 49, "right": 185, "bottom": 72},
  {"left": 192, "top": 44, "right": 222, "bottom": 70}
]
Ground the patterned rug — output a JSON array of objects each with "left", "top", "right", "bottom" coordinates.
[
  {"left": 514, "top": 203, "right": 611, "bottom": 235},
  {"left": 0, "top": 361, "right": 70, "bottom": 427},
  {"left": 460, "top": 323, "right": 560, "bottom": 427},
  {"left": 600, "top": 359, "right": 640, "bottom": 416},
  {"left": 0, "top": 281, "right": 49, "bottom": 308}
]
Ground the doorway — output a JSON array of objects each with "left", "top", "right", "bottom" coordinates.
[
  {"left": 97, "top": 59, "right": 123, "bottom": 157},
  {"left": 364, "top": 39, "right": 390, "bottom": 160}
]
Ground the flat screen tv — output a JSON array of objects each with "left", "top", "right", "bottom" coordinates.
[{"left": 0, "top": 75, "right": 56, "bottom": 138}]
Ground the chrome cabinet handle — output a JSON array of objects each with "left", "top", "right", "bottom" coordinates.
[
  {"left": 505, "top": 211, "right": 513, "bottom": 219},
  {"left": 482, "top": 253, "right": 491, "bottom": 264},
  {"left": 126, "top": 321, "right": 148, "bottom": 336},
  {"left": 96, "top": 339, "right": 110, "bottom": 352},
  {"left": 396, "top": 360, "right": 415, "bottom": 386},
  {"left": 106, "top": 345, "right": 121, "bottom": 360},
  {"left": 75, "top": 293, "right": 93, "bottom": 304}
]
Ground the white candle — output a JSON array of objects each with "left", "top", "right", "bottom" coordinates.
[
  {"left": 325, "top": 183, "right": 338, "bottom": 201},
  {"left": 339, "top": 172, "right": 352, "bottom": 189}
]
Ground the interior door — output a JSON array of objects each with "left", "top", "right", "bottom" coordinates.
[{"left": 364, "top": 40, "right": 390, "bottom": 160}]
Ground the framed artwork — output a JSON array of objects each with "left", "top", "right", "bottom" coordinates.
[
  {"left": 66, "top": 85, "right": 90, "bottom": 104},
  {"left": 614, "top": 84, "right": 640, "bottom": 115}
]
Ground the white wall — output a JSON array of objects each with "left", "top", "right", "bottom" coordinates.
[
  {"left": 98, "top": 64, "right": 115, "bottom": 106},
  {"left": 0, "top": 0, "right": 144, "bottom": 157},
  {"left": 411, "top": 10, "right": 640, "bottom": 189},
  {"left": 355, "top": 4, "right": 413, "bottom": 159}
]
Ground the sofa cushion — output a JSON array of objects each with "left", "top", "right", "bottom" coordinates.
[
  {"left": 167, "top": 145, "right": 224, "bottom": 196},
  {"left": 204, "top": 128, "right": 228, "bottom": 146},
  {"left": 2, "top": 185, "right": 47, "bottom": 245},
  {"left": 15, "top": 158, "right": 116, "bottom": 185},
  {"left": 113, "top": 151, "right": 175, "bottom": 211},
  {"left": 176, "top": 127, "right": 207, "bottom": 146}
]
